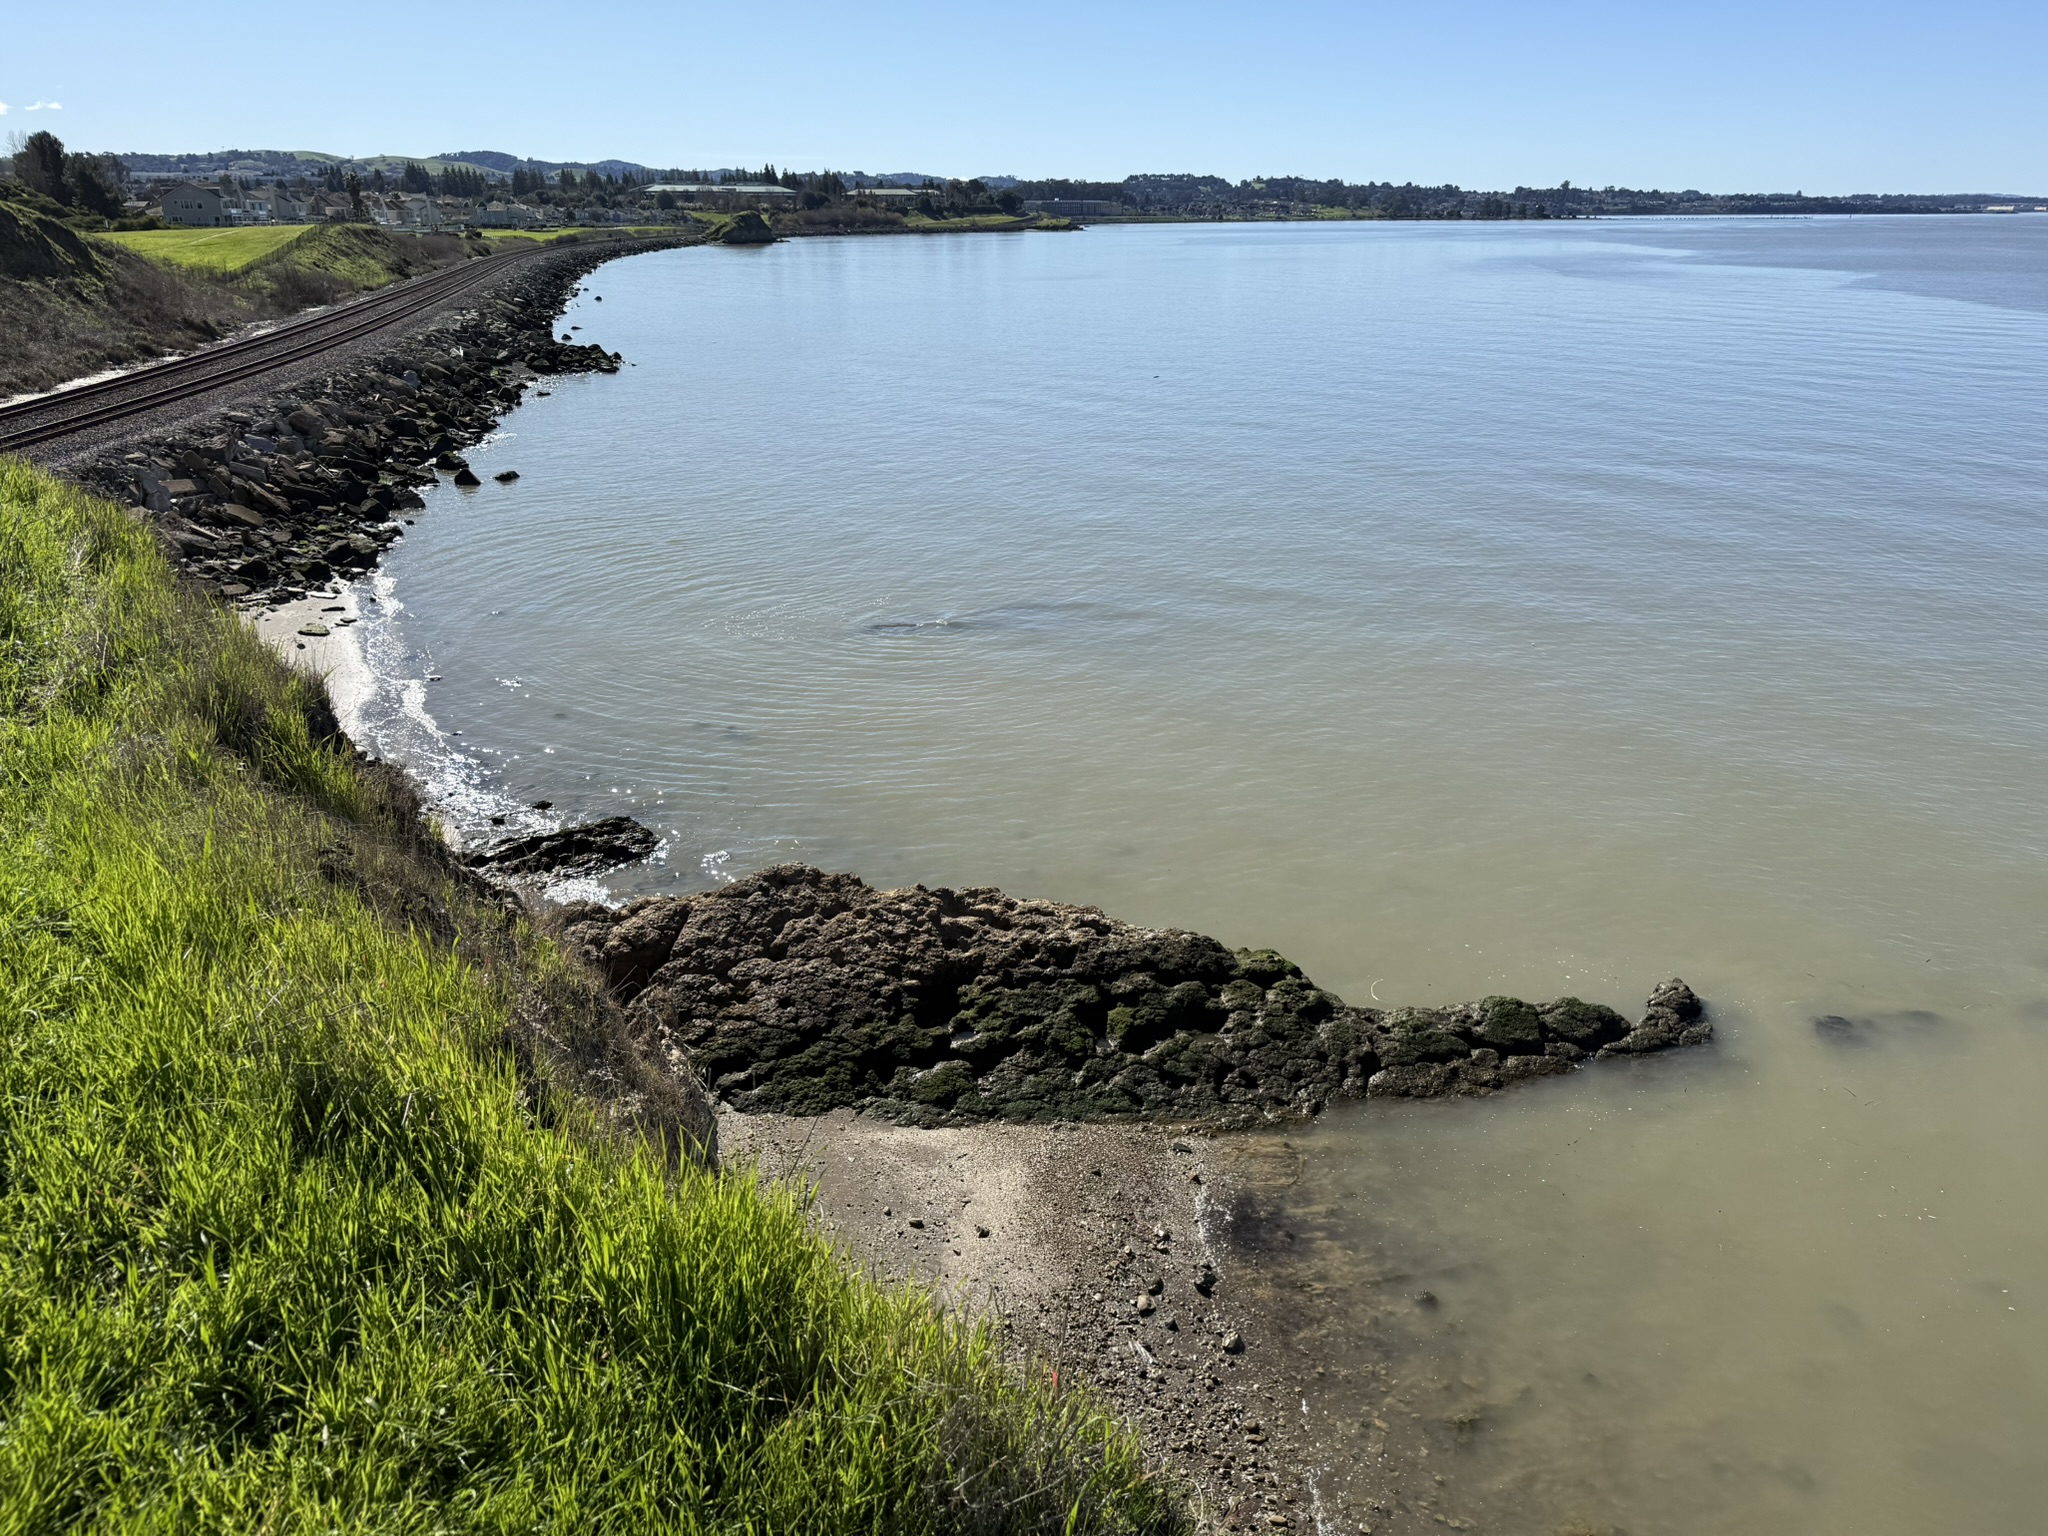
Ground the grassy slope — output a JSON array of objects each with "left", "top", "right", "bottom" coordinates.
[
  {"left": 271, "top": 225, "right": 471, "bottom": 290},
  {"left": 1, "top": 224, "right": 478, "bottom": 399},
  {"left": 0, "top": 215, "right": 251, "bottom": 400},
  {"left": 479, "top": 229, "right": 673, "bottom": 244},
  {"left": 0, "top": 462, "right": 1181, "bottom": 1535},
  {"left": 97, "top": 224, "right": 472, "bottom": 291},
  {"left": 99, "top": 226, "right": 313, "bottom": 274},
  {"left": 901, "top": 213, "right": 1037, "bottom": 232}
]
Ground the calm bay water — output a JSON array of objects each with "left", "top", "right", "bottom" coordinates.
[{"left": 342, "top": 218, "right": 2047, "bottom": 1532}]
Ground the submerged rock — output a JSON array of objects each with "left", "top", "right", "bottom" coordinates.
[
  {"left": 467, "top": 816, "right": 658, "bottom": 878},
  {"left": 552, "top": 864, "right": 1709, "bottom": 1126}
]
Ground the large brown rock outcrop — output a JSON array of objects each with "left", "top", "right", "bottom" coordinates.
[{"left": 552, "top": 864, "right": 1709, "bottom": 1126}]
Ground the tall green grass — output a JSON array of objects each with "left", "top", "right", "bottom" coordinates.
[
  {"left": 96, "top": 226, "right": 315, "bottom": 274},
  {"left": 0, "top": 461, "right": 1183, "bottom": 1534}
]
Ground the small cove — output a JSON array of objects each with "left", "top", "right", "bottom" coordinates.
[{"left": 342, "top": 218, "right": 2047, "bottom": 1532}]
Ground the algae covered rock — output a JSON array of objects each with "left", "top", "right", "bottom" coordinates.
[
  {"left": 714, "top": 210, "right": 776, "bottom": 245},
  {"left": 554, "top": 864, "right": 1711, "bottom": 1126}
]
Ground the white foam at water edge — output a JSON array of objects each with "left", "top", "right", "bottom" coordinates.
[
  {"left": 314, "top": 585, "right": 381, "bottom": 741},
  {"left": 542, "top": 875, "right": 615, "bottom": 906},
  {"left": 346, "top": 570, "right": 559, "bottom": 855}
]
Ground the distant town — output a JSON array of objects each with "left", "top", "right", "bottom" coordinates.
[{"left": 30, "top": 143, "right": 2048, "bottom": 232}]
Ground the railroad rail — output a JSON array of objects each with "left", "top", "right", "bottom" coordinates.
[{"left": 0, "top": 241, "right": 557, "bottom": 455}]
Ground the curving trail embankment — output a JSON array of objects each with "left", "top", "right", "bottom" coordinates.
[
  {"left": 7, "top": 235, "right": 689, "bottom": 465},
  {"left": 48, "top": 239, "right": 682, "bottom": 615}
]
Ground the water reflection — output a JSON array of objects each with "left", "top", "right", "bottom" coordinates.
[{"left": 349, "top": 218, "right": 2048, "bottom": 1530}]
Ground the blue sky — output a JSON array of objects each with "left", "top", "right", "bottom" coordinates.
[{"left": 6, "top": 0, "right": 2043, "bottom": 192}]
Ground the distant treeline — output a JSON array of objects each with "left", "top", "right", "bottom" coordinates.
[
  {"left": 1016, "top": 174, "right": 2038, "bottom": 219},
  {"left": 73, "top": 145, "right": 2048, "bottom": 222}
]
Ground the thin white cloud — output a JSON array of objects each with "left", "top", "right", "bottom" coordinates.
[
  {"left": 26, "top": 101, "right": 62, "bottom": 112},
  {"left": 0, "top": 102, "right": 10, "bottom": 116}
]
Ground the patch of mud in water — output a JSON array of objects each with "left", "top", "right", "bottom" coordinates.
[{"left": 862, "top": 598, "right": 1142, "bottom": 640}]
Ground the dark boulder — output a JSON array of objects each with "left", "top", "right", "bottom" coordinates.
[
  {"left": 467, "top": 816, "right": 659, "bottom": 878},
  {"left": 716, "top": 210, "right": 776, "bottom": 245},
  {"left": 1601, "top": 976, "right": 1710, "bottom": 1054}
]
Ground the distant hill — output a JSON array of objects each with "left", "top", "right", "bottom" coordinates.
[
  {"left": 440, "top": 150, "right": 658, "bottom": 179},
  {"left": 117, "top": 149, "right": 513, "bottom": 182},
  {"left": 113, "top": 148, "right": 1018, "bottom": 189}
]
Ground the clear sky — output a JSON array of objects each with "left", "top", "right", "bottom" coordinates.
[{"left": 5, "top": 0, "right": 2044, "bottom": 193}]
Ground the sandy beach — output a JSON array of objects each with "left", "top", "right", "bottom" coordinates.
[{"left": 721, "top": 1108, "right": 1421, "bottom": 1534}]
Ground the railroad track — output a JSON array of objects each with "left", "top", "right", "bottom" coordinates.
[{"left": 0, "top": 241, "right": 556, "bottom": 455}]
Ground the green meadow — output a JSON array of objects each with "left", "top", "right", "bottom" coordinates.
[{"left": 97, "top": 225, "right": 313, "bottom": 274}]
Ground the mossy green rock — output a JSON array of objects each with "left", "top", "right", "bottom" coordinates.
[
  {"left": 714, "top": 210, "right": 776, "bottom": 245},
  {"left": 555, "top": 865, "right": 1708, "bottom": 1124}
]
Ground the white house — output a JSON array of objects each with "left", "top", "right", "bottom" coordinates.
[
  {"left": 235, "top": 187, "right": 307, "bottom": 225},
  {"left": 472, "top": 201, "right": 544, "bottom": 229}
]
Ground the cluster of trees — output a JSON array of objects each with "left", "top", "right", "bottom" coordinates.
[
  {"left": 1013, "top": 175, "right": 1486, "bottom": 219},
  {"left": 506, "top": 162, "right": 666, "bottom": 203},
  {"left": 432, "top": 165, "right": 492, "bottom": 199},
  {"left": 393, "top": 162, "right": 490, "bottom": 198},
  {"left": 5, "top": 131, "right": 127, "bottom": 218},
  {"left": 1009, "top": 173, "right": 2027, "bottom": 221},
  {"left": 898, "top": 178, "right": 1022, "bottom": 218}
]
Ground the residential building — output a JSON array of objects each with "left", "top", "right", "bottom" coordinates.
[
  {"left": 472, "top": 201, "right": 545, "bottom": 229},
  {"left": 159, "top": 184, "right": 228, "bottom": 227}
]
